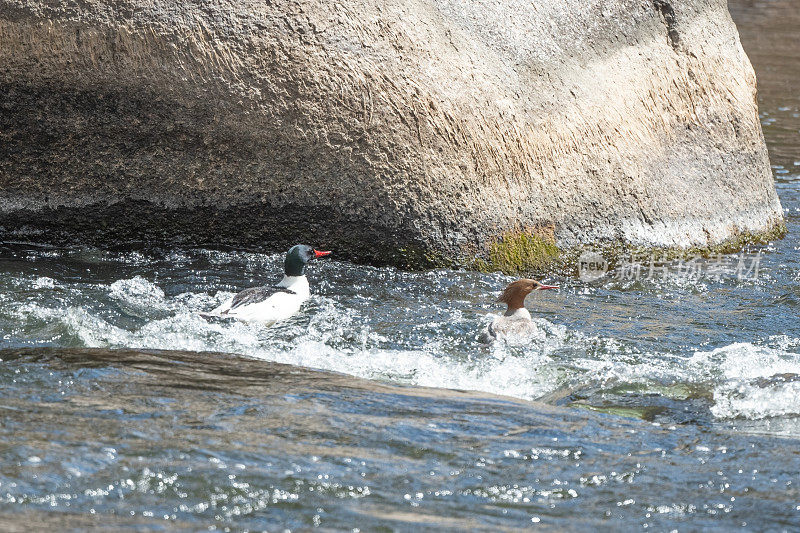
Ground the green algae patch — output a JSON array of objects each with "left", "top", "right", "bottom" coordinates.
[
  {"left": 571, "top": 403, "right": 667, "bottom": 422},
  {"left": 603, "top": 382, "right": 713, "bottom": 401},
  {"left": 474, "top": 228, "right": 561, "bottom": 275},
  {"left": 391, "top": 219, "right": 786, "bottom": 275}
]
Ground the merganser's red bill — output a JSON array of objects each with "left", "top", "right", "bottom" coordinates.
[
  {"left": 314, "top": 250, "right": 332, "bottom": 258},
  {"left": 538, "top": 284, "right": 559, "bottom": 290}
]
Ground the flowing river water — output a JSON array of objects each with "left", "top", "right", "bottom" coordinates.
[{"left": 1, "top": 2, "right": 799, "bottom": 530}]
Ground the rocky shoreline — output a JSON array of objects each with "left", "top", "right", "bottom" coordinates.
[{"left": 0, "top": 0, "right": 784, "bottom": 268}]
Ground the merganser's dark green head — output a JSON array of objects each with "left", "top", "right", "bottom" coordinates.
[{"left": 284, "top": 244, "right": 332, "bottom": 276}]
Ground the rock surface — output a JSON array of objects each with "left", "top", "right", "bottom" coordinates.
[{"left": 0, "top": 0, "right": 784, "bottom": 266}]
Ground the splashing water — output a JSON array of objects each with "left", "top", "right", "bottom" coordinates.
[{"left": 2, "top": 239, "right": 798, "bottom": 429}]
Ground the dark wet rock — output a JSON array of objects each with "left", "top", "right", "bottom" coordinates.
[
  {"left": 4, "top": 347, "right": 800, "bottom": 530},
  {"left": 0, "top": 0, "right": 783, "bottom": 266}
]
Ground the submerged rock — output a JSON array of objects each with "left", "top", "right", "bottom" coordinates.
[{"left": 0, "top": 0, "right": 784, "bottom": 266}]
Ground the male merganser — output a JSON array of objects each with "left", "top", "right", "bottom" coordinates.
[
  {"left": 482, "top": 279, "right": 558, "bottom": 342},
  {"left": 210, "top": 244, "right": 331, "bottom": 324}
]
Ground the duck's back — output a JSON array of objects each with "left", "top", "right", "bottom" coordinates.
[{"left": 212, "top": 276, "right": 310, "bottom": 324}]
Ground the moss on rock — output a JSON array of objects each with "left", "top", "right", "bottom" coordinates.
[
  {"left": 473, "top": 228, "right": 561, "bottom": 275},
  {"left": 390, "top": 219, "right": 787, "bottom": 276},
  {"left": 558, "top": 220, "right": 788, "bottom": 278}
]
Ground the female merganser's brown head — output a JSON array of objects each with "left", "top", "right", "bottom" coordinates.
[{"left": 498, "top": 278, "right": 558, "bottom": 312}]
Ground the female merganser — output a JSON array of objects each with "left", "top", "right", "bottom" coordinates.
[
  {"left": 210, "top": 244, "right": 331, "bottom": 324},
  {"left": 482, "top": 279, "right": 558, "bottom": 342}
]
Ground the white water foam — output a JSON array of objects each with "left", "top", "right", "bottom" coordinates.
[
  {"left": 5, "top": 276, "right": 579, "bottom": 400},
  {"left": 6, "top": 275, "right": 800, "bottom": 418},
  {"left": 109, "top": 276, "right": 166, "bottom": 308},
  {"left": 690, "top": 343, "right": 800, "bottom": 419}
]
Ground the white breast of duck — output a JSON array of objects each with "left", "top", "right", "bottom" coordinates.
[
  {"left": 483, "top": 279, "right": 558, "bottom": 342},
  {"left": 210, "top": 244, "right": 330, "bottom": 325},
  {"left": 488, "top": 308, "right": 538, "bottom": 340}
]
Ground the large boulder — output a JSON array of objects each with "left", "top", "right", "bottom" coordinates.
[{"left": 0, "top": 0, "right": 784, "bottom": 266}]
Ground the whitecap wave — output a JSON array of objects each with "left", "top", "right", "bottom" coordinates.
[
  {"left": 3, "top": 276, "right": 578, "bottom": 400},
  {"left": 5, "top": 274, "right": 800, "bottom": 418},
  {"left": 691, "top": 343, "right": 800, "bottom": 419}
]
